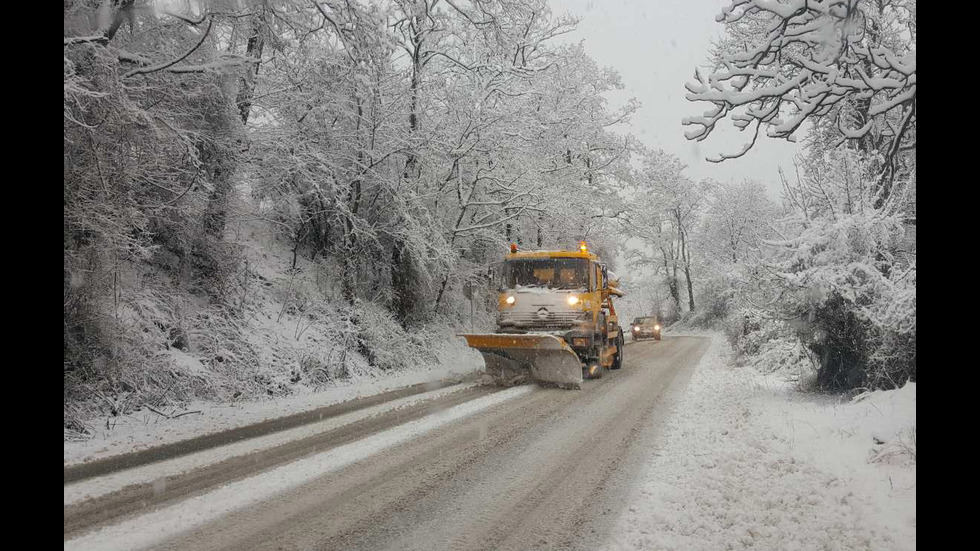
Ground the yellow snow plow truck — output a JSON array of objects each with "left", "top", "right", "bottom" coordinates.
[{"left": 461, "top": 242, "right": 625, "bottom": 389}]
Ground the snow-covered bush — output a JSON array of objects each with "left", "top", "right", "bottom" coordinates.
[
  {"left": 684, "top": 273, "right": 737, "bottom": 329},
  {"left": 724, "top": 308, "right": 813, "bottom": 381},
  {"left": 64, "top": 33, "right": 245, "bottom": 427},
  {"left": 354, "top": 301, "right": 438, "bottom": 373},
  {"left": 64, "top": 282, "right": 271, "bottom": 431},
  {"left": 753, "top": 213, "right": 915, "bottom": 391}
]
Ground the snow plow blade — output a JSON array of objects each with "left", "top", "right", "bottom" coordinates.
[{"left": 460, "top": 333, "right": 584, "bottom": 389}]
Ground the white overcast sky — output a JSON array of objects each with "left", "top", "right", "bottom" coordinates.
[{"left": 553, "top": 0, "right": 801, "bottom": 196}]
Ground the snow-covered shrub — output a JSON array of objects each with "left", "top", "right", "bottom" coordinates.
[
  {"left": 725, "top": 308, "right": 812, "bottom": 375},
  {"left": 64, "top": 281, "right": 270, "bottom": 433},
  {"left": 184, "top": 303, "right": 264, "bottom": 396},
  {"left": 63, "top": 288, "right": 169, "bottom": 429},
  {"left": 685, "top": 273, "right": 737, "bottom": 328},
  {"left": 354, "top": 301, "right": 437, "bottom": 373},
  {"left": 64, "top": 37, "right": 246, "bottom": 425},
  {"left": 754, "top": 213, "right": 915, "bottom": 391}
]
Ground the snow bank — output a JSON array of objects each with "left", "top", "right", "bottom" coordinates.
[
  {"left": 64, "top": 355, "right": 482, "bottom": 467},
  {"left": 608, "top": 333, "right": 915, "bottom": 550},
  {"left": 64, "top": 383, "right": 479, "bottom": 506}
]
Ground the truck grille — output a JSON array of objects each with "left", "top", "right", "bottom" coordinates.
[{"left": 499, "top": 311, "right": 586, "bottom": 329}]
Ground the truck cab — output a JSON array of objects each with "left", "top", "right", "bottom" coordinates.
[{"left": 495, "top": 243, "right": 624, "bottom": 375}]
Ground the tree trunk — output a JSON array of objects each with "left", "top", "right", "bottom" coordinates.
[
  {"left": 235, "top": 10, "right": 265, "bottom": 126},
  {"left": 392, "top": 23, "right": 424, "bottom": 327},
  {"left": 684, "top": 263, "right": 695, "bottom": 312},
  {"left": 678, "top": 218, "right": 695, "bottom": 312},
  {"left": 662, "top": 249, "right": 681, "bottom": 313},
  {"left": 203, "top": 166, "right": 231, "bottom": 238},
  {"left": 669, "top": 271, "right": 681, "bottom": 311},
  {"left": 391, "top": 241, "right": 414, "bottom": 324}
]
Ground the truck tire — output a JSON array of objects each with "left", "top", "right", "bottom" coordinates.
[{"left": 611, "top": 330, "right": 624, "bottom": 370}]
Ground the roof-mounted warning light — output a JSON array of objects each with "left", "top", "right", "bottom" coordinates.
[
  {"left": 580, "top": 241, "right": 588, "bottom": 253},
  {"left": 510, "top": 243, "right": 518, "bottom": 253}
]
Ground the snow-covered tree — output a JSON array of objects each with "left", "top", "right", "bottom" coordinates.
[
  {"left": 684, "top": 0, "right": 916, "bottom": 391},
  {"left": 701, "top": 179, "right": 778, "bottom": 265},
  {"left": 684, "top": 0, "right": 915, "bottom": 211},
  {"left": 619, "top": 148, "right": 709, "bottom": 318}
]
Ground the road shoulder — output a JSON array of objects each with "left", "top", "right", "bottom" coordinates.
[
  {"left": 64, "top": 367, "right": 481, "bottom": 469},
  {"left": 607, "top": 332, "right": 916, "bottom": 550}
]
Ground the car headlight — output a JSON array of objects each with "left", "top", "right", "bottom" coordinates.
[
  {"left": 632, "top": 326, "right": 638, "bottom": 331},
  {"left": 567, "top": 295, "right": 579, "bottom": 306},
  {"left": 654, "top": 325, "right": 660, "bottom": 330},
  {"left": 505, "top": 295, "right": 516, "bottom": 304}
]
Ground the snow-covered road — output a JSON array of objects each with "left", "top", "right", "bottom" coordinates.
[
  {"left": 64, "top": 336, "right": 706, "bottom": 550},
  {"left": 64, "top": 335, "right": 914, "bottom": 550}
]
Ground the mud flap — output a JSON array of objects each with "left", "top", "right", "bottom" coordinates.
[{"left": 460, "top": 334, "right": 584, "bottom": 389}]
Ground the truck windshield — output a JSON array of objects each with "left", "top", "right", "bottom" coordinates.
[
  {"left": 634, "top": 317, "right": 657, "bottom": 326},
  {"left": 503, "top": 258, "right": 589, "bottom": 290}
]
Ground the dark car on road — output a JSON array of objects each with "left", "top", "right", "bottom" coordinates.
[{"left": 629, "top": 316, "right": 661, "bottom": 341}]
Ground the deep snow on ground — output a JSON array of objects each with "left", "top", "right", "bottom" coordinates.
[{"left": 609, "top": 332, "right": 916, "bottom": 551}]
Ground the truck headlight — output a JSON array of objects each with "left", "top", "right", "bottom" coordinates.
[
  {"left": 505, "top": 296, "right": 516, "bottom": 304},
  {"left": 632, "top": 326, "right": 638, "bottom": 332},
  {"left": 567, "top": 295, "right": 579, "bottom": 306}
]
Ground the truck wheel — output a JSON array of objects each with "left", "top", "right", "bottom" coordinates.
[{"left": 611, "top": 330, "right": 624, "bottom": 370}]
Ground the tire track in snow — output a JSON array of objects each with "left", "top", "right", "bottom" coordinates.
[
  {"left": 63, "top": 384, "right": 536, "bottom": 551},
  {"left": 64, "top": 378, "right": 468, "bottom": 483},
  {"left": 64, "top": 382, "right": 489, "bottom": 538}
]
